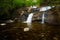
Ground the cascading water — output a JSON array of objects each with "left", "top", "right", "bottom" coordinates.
[
  {"left": 40, "top": 6, "right": 55, "bottom": 24},
  {"left": 26, "top": 13, "right": 34, "bottom": 23},
  {"left": 40, "top": 6, "right": 55, "bottom": 11},
  {"left": 41, "top": 13, "right": 45, "bottom": 24},
  {"left": 23, "top": 13, "right": 34, "bottom": 23},
  {"left": 23, "top": 13, "right": 34, "bottom": 31}
]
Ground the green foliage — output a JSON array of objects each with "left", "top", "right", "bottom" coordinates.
[
  {"left": 25, "top": 0, "right": 33, "bottom": 6},
  {"left": 13, "top": 0, "right": 25, "bottom": 7},
  {"left": 0, "top": 0, "right": 15, "bottom": 9},
  {"left": 0, "top": 0, "right": 16, "bottom": 19},
  {"left": 13, "top": 0, "right": 42, "bottom": 6}
]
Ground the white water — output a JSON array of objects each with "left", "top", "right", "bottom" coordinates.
[
  {"left": 23, "top": 13, "right": 34, "bottom": 23},
  {"left": 23, "top": 13, "right": 33, "bottom": 31},
  {"left": 41, "top": 13, "right": 45, "bottom": 24},
  {"left": 40, "top": 6, "right": 55, "bottom": 24},
  {"left": 40, "top": 6, "right": 55, "bottom": 11}
]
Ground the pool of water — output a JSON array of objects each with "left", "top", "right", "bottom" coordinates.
[{"left": 0, "top": 21, "right": 60, "bottom": 40}]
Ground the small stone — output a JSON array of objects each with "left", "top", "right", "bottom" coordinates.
[
  {"left": 41, "top": 34, "right": 44, "bottom": 37},
  {"left": 0, "top": 23, "right": 6, "bottom": 26},
  {"left": 24, "top": 27, "right": 29, "bottom": 32}
]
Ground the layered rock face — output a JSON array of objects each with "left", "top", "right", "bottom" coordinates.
[{"left": 17, "top": 6, "right": 60, "bottom": 25}]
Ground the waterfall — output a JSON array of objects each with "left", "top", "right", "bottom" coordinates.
[
  {"left": 23, "top": 13, "right": 33, "bottom": 31},
  {"left": 26, "top": 13, "right": 34, "bottom": 23},
  {"left": 23, "top": 13, "right": 34, "bottom": 23},
  {"left": 41, "top": 13, "right": 45, "bottom": 24},
  {"left": 40, "top": 6, "right": 55, "bottom": 24},
  {"left": 40, "top": 6, "right": 55, "bottom": 11}
]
